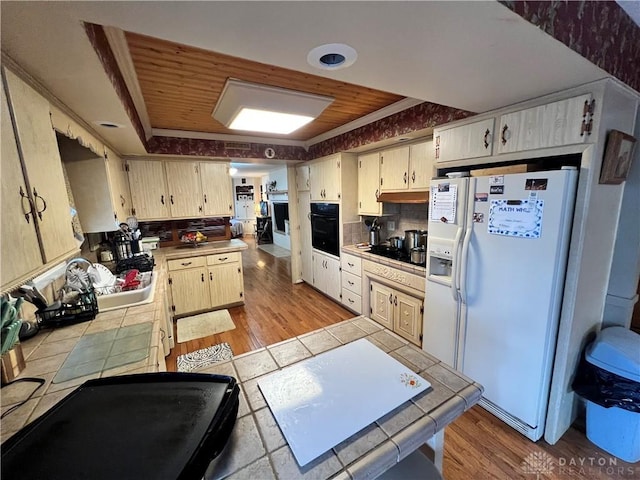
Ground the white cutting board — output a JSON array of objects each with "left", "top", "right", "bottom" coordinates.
[{"left": 257, "top": 339, "right": 430, "bottom": 466}]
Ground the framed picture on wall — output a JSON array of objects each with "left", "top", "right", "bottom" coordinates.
[{"left": 599, "top": 130, "right": 636, "bottom": 185}]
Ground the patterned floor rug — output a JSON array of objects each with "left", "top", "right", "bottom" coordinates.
[{"left": 176, "top": 342, "right": 233, "bottom": 372}]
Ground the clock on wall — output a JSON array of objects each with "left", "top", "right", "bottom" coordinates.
[{"left": 264, "top": 147, "right": 276, "bottom": 159}]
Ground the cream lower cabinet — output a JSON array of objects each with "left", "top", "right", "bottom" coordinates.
[
  {"left": 207, "top": 253, "right": 244, "bottom": 306},
  {"left": 370, "top": 280, "right": 423, "bottom": 345},
  {"left": 312, "top": 250, "right": 341, "bottom": 302},
  {"left": 168, "top": 252, "right": 244, "bottom": 317},
  {"left": 1, "top": 67, "right": 77, "bottom": 291},
  {"left": 340, "top": 253, "right": 362, "bottom": 314}
]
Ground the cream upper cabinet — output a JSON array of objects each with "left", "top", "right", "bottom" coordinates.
[
  {"left": 3, "top": 68, "right": 76, "bottom": 267},
  {"left": 201, "top": 162, "right": 234, "bottom": 217},
  {"left": 128, "top": 160, "right": 169, "bottom": 220},
  {"left": 296, "top": 164, "right": 310, "bottom": 192},
  {"left": 497, "top": 94, "right": 593, "bottom": 154},
  {"left": 310, "top": 155, "right": 341, "bottom": 201},
  {"left": 357, "top": 152, "right": 381, "bottom": 215},
  {"left": 380, "top": 146, "right": 410, "bottom": 191},
  {"left": 408, "top": 140, "right": 434, "bottom": 189},
  {"left": 434, "top": 118, "right": 495, "bottom": 163},
  {"left": 165, "top": 161, "right": 202, "bottom": 218},
  {"left": 106, "top": 152, "right": 132, "bottom": 223},
  {"left": 0, "top": 79, "right": 43, "bottom": 290}
]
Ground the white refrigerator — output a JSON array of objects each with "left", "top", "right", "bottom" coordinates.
[{"left": 422, "top": 167, "right": 578, "bottom": 441}]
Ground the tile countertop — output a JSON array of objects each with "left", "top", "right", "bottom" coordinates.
[
  {"left": 0, "top": 239, "right": 250, "bottom": 443},
  {"left": 342, "top": 245, "right": 427, "bottom": 277},
  {"left": 200, "top": 316, "right": 483, "bottom": 480}
]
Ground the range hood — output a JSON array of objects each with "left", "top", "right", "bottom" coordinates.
[{"left": 377, "top": 191, "right": 430, "bottom": 203}]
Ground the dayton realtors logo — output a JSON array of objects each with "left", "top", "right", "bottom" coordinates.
[{"left": 521, "top": 452, "right": 638, "bottom": 478}]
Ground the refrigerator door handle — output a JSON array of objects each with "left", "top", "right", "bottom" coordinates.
[
  {"left": 459, "top": 179, "right": 476, "bottom": 305},
  {"left": 450, "top": 226, "right": 464, "bottom": 301}
]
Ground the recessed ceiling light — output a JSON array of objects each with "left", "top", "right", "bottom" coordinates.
[
  {"left": 212, "top": 79, "right": 334, "bottom": 135},
  {"left": 93, "top": 121, "right": 124, "bottom": 129},
  {"left": 307, "top": 43, "right": 357, "bottom": 70}
]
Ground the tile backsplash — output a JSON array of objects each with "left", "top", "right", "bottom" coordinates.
[{"left": 343, "top": 203, "right": 429, "bottom": 246}]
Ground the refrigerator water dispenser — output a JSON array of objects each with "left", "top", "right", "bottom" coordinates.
[{"left": 427, "top": 238, "right": 454, "bottom": 280}]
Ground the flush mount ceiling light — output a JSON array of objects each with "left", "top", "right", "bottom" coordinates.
[
  {"left": 212, "top": 79, "right": 334, "bottom": 135},
  {"left": 307, "top": 43, "right": 358, "bottom": 70}
]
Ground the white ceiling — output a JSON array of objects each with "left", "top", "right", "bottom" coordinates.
[{"left": 1, "top": 1, "right": 617, "bottom": 159}]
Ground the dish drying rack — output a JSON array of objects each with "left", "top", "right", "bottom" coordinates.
[{"left": 36, "top": 258, "right": 99, "bottom": 328}]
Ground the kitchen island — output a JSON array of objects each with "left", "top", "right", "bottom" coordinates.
[{"left": 200, "top": 315, "right": 483, "bottom": 479}]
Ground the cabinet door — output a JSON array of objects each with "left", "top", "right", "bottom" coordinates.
[
  {"left": 165, "top": 161, "right": 202, "bottom": 218},
  {"left": 296, "top": 165, "right": 310, "bottom": 192},
  {"left": 380, "top": 146, "right": 410, "bottom": 191},
  {"left": 358, "top": 152, "right": 382, "bottom": 215},
  {"left": 370, "top": 281, "right": 394, "bottom": 329},
  {"left": 128, "top": 160, "right": 169, "bottom": 220},
  {"left": 497, "top": 94, "right": 591, "bottom": 154},
  {"left": 322, "top": 155, "right": 341, "bottom": 201},
  {"left": 106, "top": 153, "right": 132, "bottom": 222},
  {"left": 409, "top": 141, "right": 434, "bottom": 190},
  {"left": 435, "top": 118, "right": 494, "bottom": 163},
  {"left": 0, "top": 82, "right": 43, "bottom": 288},
  {"left": 170, "top": 267, "right": 210, "bottom": 316},
  {"left": 209, "top": 263, "right": 243, "bottom": 307},
  {"left": 312, "top": 252, "right": 326, "bottom": 291},
  {"left": 299, "top": 193, "right": 313, "bottom": 284},
  {"left": 201, "top": 163, "right": 234, "bottom": 217},
  {"left": 393, "top": 291, "right": 423, "bottom": 346},
  {"left": 4, "top": 69, "right": 76, "bottom": 262},
  {"left": 309, "top": 161, "right": 324, "bottom": 201},
  {"left": 324, "top": 255, "right": 342, "bottom": 301}
]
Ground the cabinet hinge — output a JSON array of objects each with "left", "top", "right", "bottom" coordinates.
[
  {"left": 238, "top": 267, "right": 241, "bottom": 273},
  {"left": 370, "top": 307, "right": 373, "bottom": 314},
  {"left": 359, "top": 160, "right": 361, "bottom": 168},
  {"left": 420, "top": 305, "right": 424, "bottom": 315},
  {"left": 240, "top": 292, "right": 243, "bottom": 298},
  {"left": 125, "top": 164, "right": 130, "bottom": 172},
  {"left": 171, "top": 305, "right": 176, "bottom": 312},
  {"left": 370, "top": 284, "right": 373, "bottom": 291},
  {"left": 168, "top": 277, "right": 172, "bottom": 285},
  {"left": 380, "top": 178, "right": 383, "bottom": 186},
  {"left": 132, "top": 207, "right": 136, "bottom": 215},
  {"left": 359, "top": 201, "right": 361, "bottom": 208},
  {"left": 419, "top": 333, "right": 423, "bottom": 342},
  {"left": 114, "top": 212, "right": 117, "bottom": 221}
]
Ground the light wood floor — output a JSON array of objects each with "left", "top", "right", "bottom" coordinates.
[{"left": 166, "top": 237, "right": 638, "bottom": 479}]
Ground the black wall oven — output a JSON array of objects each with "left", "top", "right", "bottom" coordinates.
[{"left": 310, "top": 203, "right": 339, "bottom": 257}]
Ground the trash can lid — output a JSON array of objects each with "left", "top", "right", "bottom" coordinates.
[{"left": 586, "top": 327, "right": 640, "bottom": 382}]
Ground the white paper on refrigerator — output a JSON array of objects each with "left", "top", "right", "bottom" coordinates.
[{"left": 488, "top": 199, "right": 544, "bottom": 238}]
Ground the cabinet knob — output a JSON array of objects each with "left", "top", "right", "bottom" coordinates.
[
  {"left": 170, "top": 195, "right": 174, "bottom": 205},
  {"left": 389, "top": 293, "right": 393, "bottom": 304},
  {"left": 201, "top": 273, "right": 205, "bottom": 282},
  {"left": 348, "top": 262, "right": 354, "bottom": 267},
  {"left": 219, "top": 257, "right": 228, "bottom": 261},
  {"left": 204, "top": 194, "right": 207, "bottom": 203},
  {"left": 181, "top": 261, "right": 192, "bottom": 266},
  {"left": 403, "top": 172, "right": 407, "bottom": 184},
  {"left": 210, "top": 272, "right": 213, "bottom": 281},
  {"left": 394, "top": 295, "right": 398, "bottom": 306},
  {"left": 412, "top": 171, "right": 416, "bottom": 183}
]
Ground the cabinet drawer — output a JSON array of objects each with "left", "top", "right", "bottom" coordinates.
[
  {"left": 168, "top": 256, "right": 206, "bottom": 271},
  {"left": 341, "top": 271, "right": 362, "bottom": 295},
  {"left": 207, "top": 252, "right": 241, "bottom": 265},
  {"left": 341, "top": 288, "right": 362, "bottom": 314},
  {"left": 340, "top": 253, "right": 362, "bottom": 276}
]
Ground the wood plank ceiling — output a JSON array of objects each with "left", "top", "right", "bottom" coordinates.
[{"left": 125, "top": 31, "right": 405, "bottom": 141}]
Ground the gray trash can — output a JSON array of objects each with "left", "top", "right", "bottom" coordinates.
[{"left": 584, "top": 326, "right": 640, "bottom": 463}]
